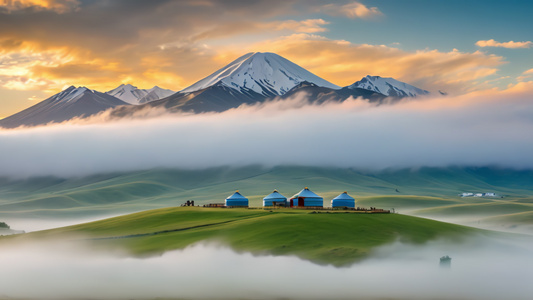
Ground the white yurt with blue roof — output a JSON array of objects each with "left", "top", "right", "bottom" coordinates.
[
  {"left": 263, "top": 190, "right": 287, "bottom": 207},
  {"left": 331, "top": 192, "right": 355, "bottom": 208},
  {"left": 225, "top": 191, "right": 249, "bottom": 207},
  {"left": 289, "top": 187, "right": 323, "bottom": 208}
]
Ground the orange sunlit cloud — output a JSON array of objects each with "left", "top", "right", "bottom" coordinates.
[
  {"left": 0, "top": 16, "right": 333, "bottom": 97},
  {"left": 321, "top": 2, "right": 383, "bottom": 19},
  {"left": 516, "top": 68, "right": 533, "bottom": 82},
  {"left": 218, "top": 34, "right": 506, "bottom": 94},
  {"left": 0, "top": 0, "right": 79, "bottom": 13},
  {"left": 0, "top": 32, "right": 507, "bottom": 100},
  {"left": 476, "top": 39, "right": 532, "bottom": 49},
  {"left": 0, "top": 44, "right": 75, "bottom": 91},
  {"left": 0, "top": 0, "right": 526, "bottom": 119}
]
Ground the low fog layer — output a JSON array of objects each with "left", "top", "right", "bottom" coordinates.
[
  {"left": 1, "top": 86, "right": 533, "bottom": 178},
  {"left": 1, "top": 214, "right": 124, "bottom": 232},
  {"left": 0, "top": 236, "right": 532, "bottom": 300}
]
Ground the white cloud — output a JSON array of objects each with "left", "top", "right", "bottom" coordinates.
[{"left": 1, "top": 84, "right": 533, "bottom": 178}]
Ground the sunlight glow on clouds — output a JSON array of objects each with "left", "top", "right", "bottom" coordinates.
[
  {"left": 516, "top": 68, "right": 533, "bottom": 82},
  {"left": 0, "top": 0, "right": 529, "bottom": 118},
  {"left": 242, "top": 34, "right": 505, "bottom": 94},
  {"left": 0, "top": 46, "right": 74, "bottom": 91},
  {"left": 0, "top": 0, "right": 79, "bottom": 13},
  {"left": 476, "top": 39, "right": 532, "bottom": 49},
  {"left": 273, "top": 19, "right": 330, "bottom": 33},
  {"left": 322, "top": 1, "right": 383, "bottom": 19}
]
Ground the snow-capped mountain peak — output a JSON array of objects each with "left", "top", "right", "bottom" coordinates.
[
  {"left": 106, "top": 84, "right": 175, "bottom": 104},
  {"left": 51, "top": 86, "right": 94, "bottom": 103},
  {"left": 180, "top": 52, "right": 340, "bottom": 96},
  {"left": 139, "top": 86, "right": 175, "bottom": 103},
  {"left": 0, "top": 86, "right": 128, "bottom": 128},
  {"left": 347, "top": 75, "right": 429, "bottom": 97},
  {"left": 106, "top": 84, "right": 148, "bottom": 105}
]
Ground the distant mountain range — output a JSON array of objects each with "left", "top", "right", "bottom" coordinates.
[
  {"left": 106, "top": 84, "right": 174, "bottom": 105},
  {"left": 0, "top": 87, "right": 128, "bottom": 128},
  {"left": 347, "top": 75, "right": 429, "bottom": 98},
  {"left": 0, "top": 52, "right": 430, "bottom": 128}
]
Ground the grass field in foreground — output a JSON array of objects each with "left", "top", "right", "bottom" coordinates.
[{"left": 18, "top": 206, "right": 483, "bottom": 266}]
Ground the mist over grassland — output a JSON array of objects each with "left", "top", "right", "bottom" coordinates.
[
  {"left": 1, "top": 165, "right": 532, "bottom": 235},
  {"left": 1, "top": 85, "right": 533, "bottom": 300},
  {"left": 1, "top": 231, "right": 532, "bottom": 300},
  {"left": 2, "top": 207, "right": 532, "bottom": 299}
]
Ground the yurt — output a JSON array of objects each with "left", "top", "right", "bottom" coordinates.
[
  {"left": 225, "top": 191, "right": 249, "bottom": 207},
  {"left": 263, "top": 190, "right": 287, "bottom": 207},
  {"left": 289, "top": 187, "right": 323, "bottom": 208},
  {"left": 331, "top": 192, "right": 355, "bottom": 208}
]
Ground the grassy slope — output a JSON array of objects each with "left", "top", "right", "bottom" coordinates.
[
  {"left": 415, "top": 201, "right": 533, "bottom": 216},
  {"left": 482, "top": 211, "right": 533, "bottom": 225},
  {"left": 25, "top": 207, "right": 481, "bottom": 266},
  {"left": 1, "top": 166, "right": 533, "bottom": 229},
  {"left": 2, "top": 166, "right": 533, "bottom": 214}
]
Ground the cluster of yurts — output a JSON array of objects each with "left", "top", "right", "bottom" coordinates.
[{"left": 224, "top": 187, "right": 356, "bottom": 208}]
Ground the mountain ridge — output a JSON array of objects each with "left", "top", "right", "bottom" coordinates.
[
  {"left": 106, "top": 84, "right": 175, "bottom": 105},
  {"left": 0, "top": 86, "right": 129, "bottom": 128},
  {"left": 180, "top": 52, "right": 341, "bottom": 96},
  {"left": 1, "top": 52, "right": 432, "bottom": 128},
  {"left": 348, "top": 75, "right": 429, "bottom": 97}
]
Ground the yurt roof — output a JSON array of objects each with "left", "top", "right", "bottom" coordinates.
[
  {"left": 291, "top": 187, "right": 322, "bottom": 199},
  {"left": 226, "top": 191, "right": 248, "bottom": 200},
  {"left": 332, "top": 192, "right": 355, "bottom": 201},
  {"left": 264, "top": 190, "right": 287, "bottom": 200}
]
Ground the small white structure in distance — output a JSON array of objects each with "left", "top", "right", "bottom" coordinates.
[
  {"left": 460, "top": 192, "right": 499, "bottom": 198},
  {"left": 331, "top": 192, "right": 355, "bottom": 208},
  {"left": 225, "top": 191, "right": 249, "bottom": 207},
  {"left": 263, "top": 190, "right": 287, "bottom": 207}
]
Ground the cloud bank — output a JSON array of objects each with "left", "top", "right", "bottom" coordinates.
[{"left": 1, "top": 84, "right": 533, "bottom": 178}]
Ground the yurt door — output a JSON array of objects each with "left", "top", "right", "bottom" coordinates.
[{"left": 298, "top": 197, "right": 304, "bottom": 207}]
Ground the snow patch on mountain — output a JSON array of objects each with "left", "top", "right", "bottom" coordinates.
[
  {"left": 180, "top": 52, "right": 340, "bottom": 96},
  {"left": 348, "top": 75, "right": 429, "bottom": 98},
  {"left": 51, "top": 86, "right": 93, "bottom": 103},
  {"left": 139, "top": 86, "right": 175, "bottom": 103},
  {"left": 106, "top": 84, "right": 175, "bottom": 105},
  {"left": 0, "top": 86, "right": 129, "bottom": 128}
]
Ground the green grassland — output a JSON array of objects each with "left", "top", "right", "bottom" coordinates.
[
  {"left": 17, "top": 206, "right": 482, "bottom": 266},
  {"left": 1, "top": 166, "right": 533, "bottom": 230}
]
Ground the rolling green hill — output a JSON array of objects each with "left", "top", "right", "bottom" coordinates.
[
  {"left": 1, "top": 166, "right": 532, "bottom": 230},
  {"left": 17, "top": 207, "right": 482, "bottom": 266},
  {"left": 2, "top": 166, "right": 533, "bottom": 214}
]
